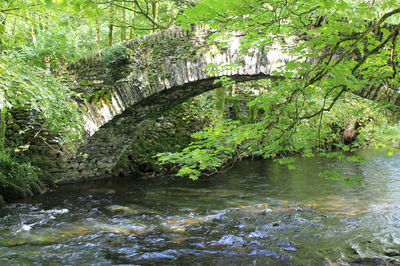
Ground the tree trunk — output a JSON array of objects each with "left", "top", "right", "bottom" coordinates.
[
  {"left": 11, "top": 16, "right": 16, "bottom": 36},
  {"left": 120, "top": 1, "right": 127, "bottom": 42},
  {"left": 0, "top": 108, "right": 7, "bottom": 150},
  {"left": 151, "top": 0, "right": 159, "bottom": 33},
  {"left": 0, "top": 16, "right": 6, "bottom": 49},
  {"left": 108, "top": 5, "right": 114, "bottom": 47},
  {"left": 30, "top": 23, "right": 37, "bottom": 48},
  {"left": 96, "top": 18, "right": 101, "bottom": 52},
  {"left": 129, "top": 2, "right": 136, "bottom": 39}
]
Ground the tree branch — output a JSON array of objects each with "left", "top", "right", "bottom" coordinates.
[
  {"left": 352, "top": 23, "right": 400, "bottom": 74},
  {"left": 112, "top": 0, "right": 167, "bottom": 29},
  {"left": 300, "top": 86, "right": 346, "bottom": 120},
  {"left": 391, "top": 31, "right": 398, "bottom": 78},
  {"left": 0, "top": 5, "right": 38, "bottom": 13}
]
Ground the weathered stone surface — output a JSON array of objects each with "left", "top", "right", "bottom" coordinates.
[{"left": 56, "top": 25, "right": 400, "bottom": 182}]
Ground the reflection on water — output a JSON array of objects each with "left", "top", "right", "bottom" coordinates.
[{"left": 1, "top": 149, "right": 400, "bottom": 264}]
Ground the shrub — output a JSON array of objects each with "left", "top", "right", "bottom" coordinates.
[
  {"left": 0, "top": 150, "right": 47, "bottom": 200},
  {"left": 100, "top": 45, "right": 129, "bottom": 68}
]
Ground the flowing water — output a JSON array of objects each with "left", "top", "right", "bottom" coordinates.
[{"left": 1, "top": 150, "right": 400, "bottom": 265}]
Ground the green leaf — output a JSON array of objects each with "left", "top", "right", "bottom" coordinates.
[
  {"left": 44, "top": 0, "right": 54, "bottom": 8},
  {"left": 283, "top": 71, "right": 294, "bottom": 78}
]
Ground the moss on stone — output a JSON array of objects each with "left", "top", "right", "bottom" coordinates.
[
  {"left": 12, "top": 124, "right": 20, "bottom": 131},
  {"left": 231, "top": 102, "right": 242, "bottom": 120},
  {"left": 113, "top": 101, "right": 203, "bottom": 177},
  {"left": 160, "top": 72, "right": 172, "bottom": 79},
  {"left": 133, "top": 34, "right": 200, "bottom": 84},
  {"left": 85, "top": 89, "right": 112, "bottom": 105},
  {"left": 116, "top": 128, "right": 191, "bottom": 176},
  {"left": 225, "top": 96, "right": 253, "bottom": 103},
  {"left": 79, "top": 80, "right": 95, "bottom": 86}
]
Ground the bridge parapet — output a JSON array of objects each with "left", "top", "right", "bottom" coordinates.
[{"left": 64, "top": 25, "right": 291, "bottom": 138}]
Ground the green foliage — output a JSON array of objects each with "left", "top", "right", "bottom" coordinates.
[
  {"left": 0, "top": 0, "right": 194, "bottom": 70},
  {"left": 0, "top": 55, "right": 83, "bottom": 146},
  {"left": 85, "top": 89, "right": 112, "bottom": 105},
  {"left": 157, "top": 0, "right": 400, "bottom": 181},
  {"left": 157, "top": 80, "right": 400, "bottom": 180},
  {"left": 177, "top": 93, "right": 218, "bottom": 126},
  {"left": 2, "top": 0, "right": 400, "bottom": 187},
  {"left": 0, "top": 109, "right": 5, "bottom": 149},
  {"left": 214, "top": 86, "right": 225, "bottom": 117},
  {"left": 156, "top": 119, "right": 258, "bottom": 180},
  {"left": 100, "top": 45, "right": 129, "bottom": 68},
  {"left": 116, "top": 95, "right": 213, "bottom": 176},
  {"left": 19, "top": 24, "right": 98, "bottom": 69},
  {"left": 0, "top": 149, "right": 47, "bottom": 200},
  {"left": 0, "top": 0, "right": 101, "bottom": 68}
]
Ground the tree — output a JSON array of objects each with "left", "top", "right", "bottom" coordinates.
[
  {"left": 158, "top": 0, "right": 400, "bottom": 179},
  {"left": 120, "top": 1, "right": 127, "bottom": 41},
  {"left": 129, "top": 1, "right": 136, "bottom": 38},
  {"left": 151, "top": 0, "right": 160, "bottom": 33},
  {"left": 109, "top": 4, "right": 115, "bottom": 46}
]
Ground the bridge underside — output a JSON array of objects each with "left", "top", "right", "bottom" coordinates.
[{"left": 54, "top": 73, "right": 276, "bottom": 182}]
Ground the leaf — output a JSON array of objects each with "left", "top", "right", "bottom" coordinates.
[
  {"left": 44, "top": 0, "right": 54, "bottom": 8},
  {"left": 287, "top": 165, "right": 296, "bottom": 170},
  {"left": 283, "top": 71, "right": 294, "bottom": 78},
  {"left": 286, "top": 60, "right": 297, "bottom": 71},
  {"left": 72, "top": 1, "right": 81, "bottom": 11}
]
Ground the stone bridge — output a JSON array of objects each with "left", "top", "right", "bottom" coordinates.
[{"left": 55, "top": 25, "right": 400, "bottom": 182}]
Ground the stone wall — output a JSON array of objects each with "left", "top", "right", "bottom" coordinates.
[{"left": 6, "top": 109, "right": 68, "bottom": 171}]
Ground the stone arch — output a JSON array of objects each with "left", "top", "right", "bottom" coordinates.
[{"left": 56, "top": 26, "right": 400, "bottom": 182}]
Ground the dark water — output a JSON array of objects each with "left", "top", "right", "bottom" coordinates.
[{"left": 1, "top": 150, "right": 400, "bottom": 265}]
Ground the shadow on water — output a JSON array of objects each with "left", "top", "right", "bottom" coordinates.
[{"left": 1, "top": 149, "right": 400, "bottom": 264}]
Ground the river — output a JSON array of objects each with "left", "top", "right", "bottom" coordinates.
[{"left": 1, "top": 149, "right": 400, "bottom": 265}]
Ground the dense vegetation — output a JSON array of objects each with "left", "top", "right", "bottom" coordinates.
[
  {"left": 158, "top": 0, "right": 400, "bottom": 180},
  {"left": 1, "top": 0, "right": 400, "bottom": 201},
  {"left": 158, "top": 82, "right": 400, "bottom": 182},
  {"left": 0, "top": 0, "right": 195, "bottom": 200}
]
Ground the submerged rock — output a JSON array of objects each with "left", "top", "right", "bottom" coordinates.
[
  {"left": 276, "top": 241, "right": 297, "bottom": 251},
  {"left": 136, "top": 252, "right": 175, "bottom": 262},
  {"left": 105, "top": 204, "right": 155, "bottom": 215},
  {"left": 385, "top": 251, "right": 400, "bottom": 257},
  {"left": 345, "top": 257, "right": 387, "bottom": 265},
  {"left": 249, "top": 249, "right": 278, "bottom": 256},
  {"left": 218, "top": 235, "right": 246, "bottom": 247},
  {"left": 249, "top": 249, "right": 291, "bottom": 262},
  {"left": 248, "top": 230, "right": 270, "bottom": 239},
  {"left": 40, "top": 208, "right": 69, "bottom": 215}
]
